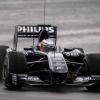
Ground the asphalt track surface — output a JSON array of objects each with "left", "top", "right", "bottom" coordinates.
[
  {"left": 0, "top": 0, "right": 100, "bottom": 100},
  {"left": 0, "top": 83, "right": 100, "bottom": 100}
]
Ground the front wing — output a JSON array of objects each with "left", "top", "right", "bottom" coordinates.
[{"left": 11, "top": 73, "right": 100, "bottom": 86}]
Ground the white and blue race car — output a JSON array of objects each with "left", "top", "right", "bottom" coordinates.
[{"left": 1, "top": 25, "right": 100, "bottom": 91}]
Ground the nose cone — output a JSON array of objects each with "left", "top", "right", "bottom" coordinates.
[{"left": 48, "top": 52, "right": 68, "bottom": 73}]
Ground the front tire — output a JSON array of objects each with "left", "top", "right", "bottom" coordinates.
[
  {"left": 3, "top": 51, "right": 27, "bottom": 89},
  {"left": 86, "top": 53, "right": 100, "bottom": 75},
  {"left": 85, "top": 53, "right": 100, "bottom": 91},
  {"left": 86, "top": 84, "right": 100, "bottom": 91}
]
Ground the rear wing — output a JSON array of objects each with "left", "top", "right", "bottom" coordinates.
[
  {"left": 15, "top": 25, "right": 57, "bottom": 38},
  {"left": 13, "top": 25, "right": 57, "bottom": 50}
]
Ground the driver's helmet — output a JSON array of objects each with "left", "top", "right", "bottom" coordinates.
[{"left": 38, "top": 39, "right": 55, "bottom": 52}]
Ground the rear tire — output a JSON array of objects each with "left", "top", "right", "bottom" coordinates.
[
  {"left": 3, "top": 51, "right": 27, "bottom": 89},
  {"left": 0, "top": 46, "right": 9, "bottom": 81}
]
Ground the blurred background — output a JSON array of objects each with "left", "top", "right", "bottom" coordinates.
[{"left": 0, "top": 0, "right": 100, "bottom": 53}]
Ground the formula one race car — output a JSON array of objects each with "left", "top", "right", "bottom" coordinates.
[{"left": 2, "top": 25, "right": 100, "bottom": 90}]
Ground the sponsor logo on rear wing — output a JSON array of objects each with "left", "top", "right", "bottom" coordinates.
[{"left": 15, "top": 25, "right": 57, "bottom": 38}]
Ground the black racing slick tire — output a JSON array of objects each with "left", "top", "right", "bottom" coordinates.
[
  {"left": 0, "top": 46, "right": 9, "bottom": 81},
  {"left": 3, "top": 51, "right": 27, "bottom": 89},
  {"left": 7, "top": 51, "right": 27, "bottom": 74},
  {"left": 86, "top": 53, "right": 100, "bottom": 75},
  {"left": 86, "top": 84, "right": 100, "bottom": 91}
]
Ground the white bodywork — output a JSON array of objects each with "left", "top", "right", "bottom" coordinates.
[{"left": 47, "top": 52, "right": 68, "bottom": 73}]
